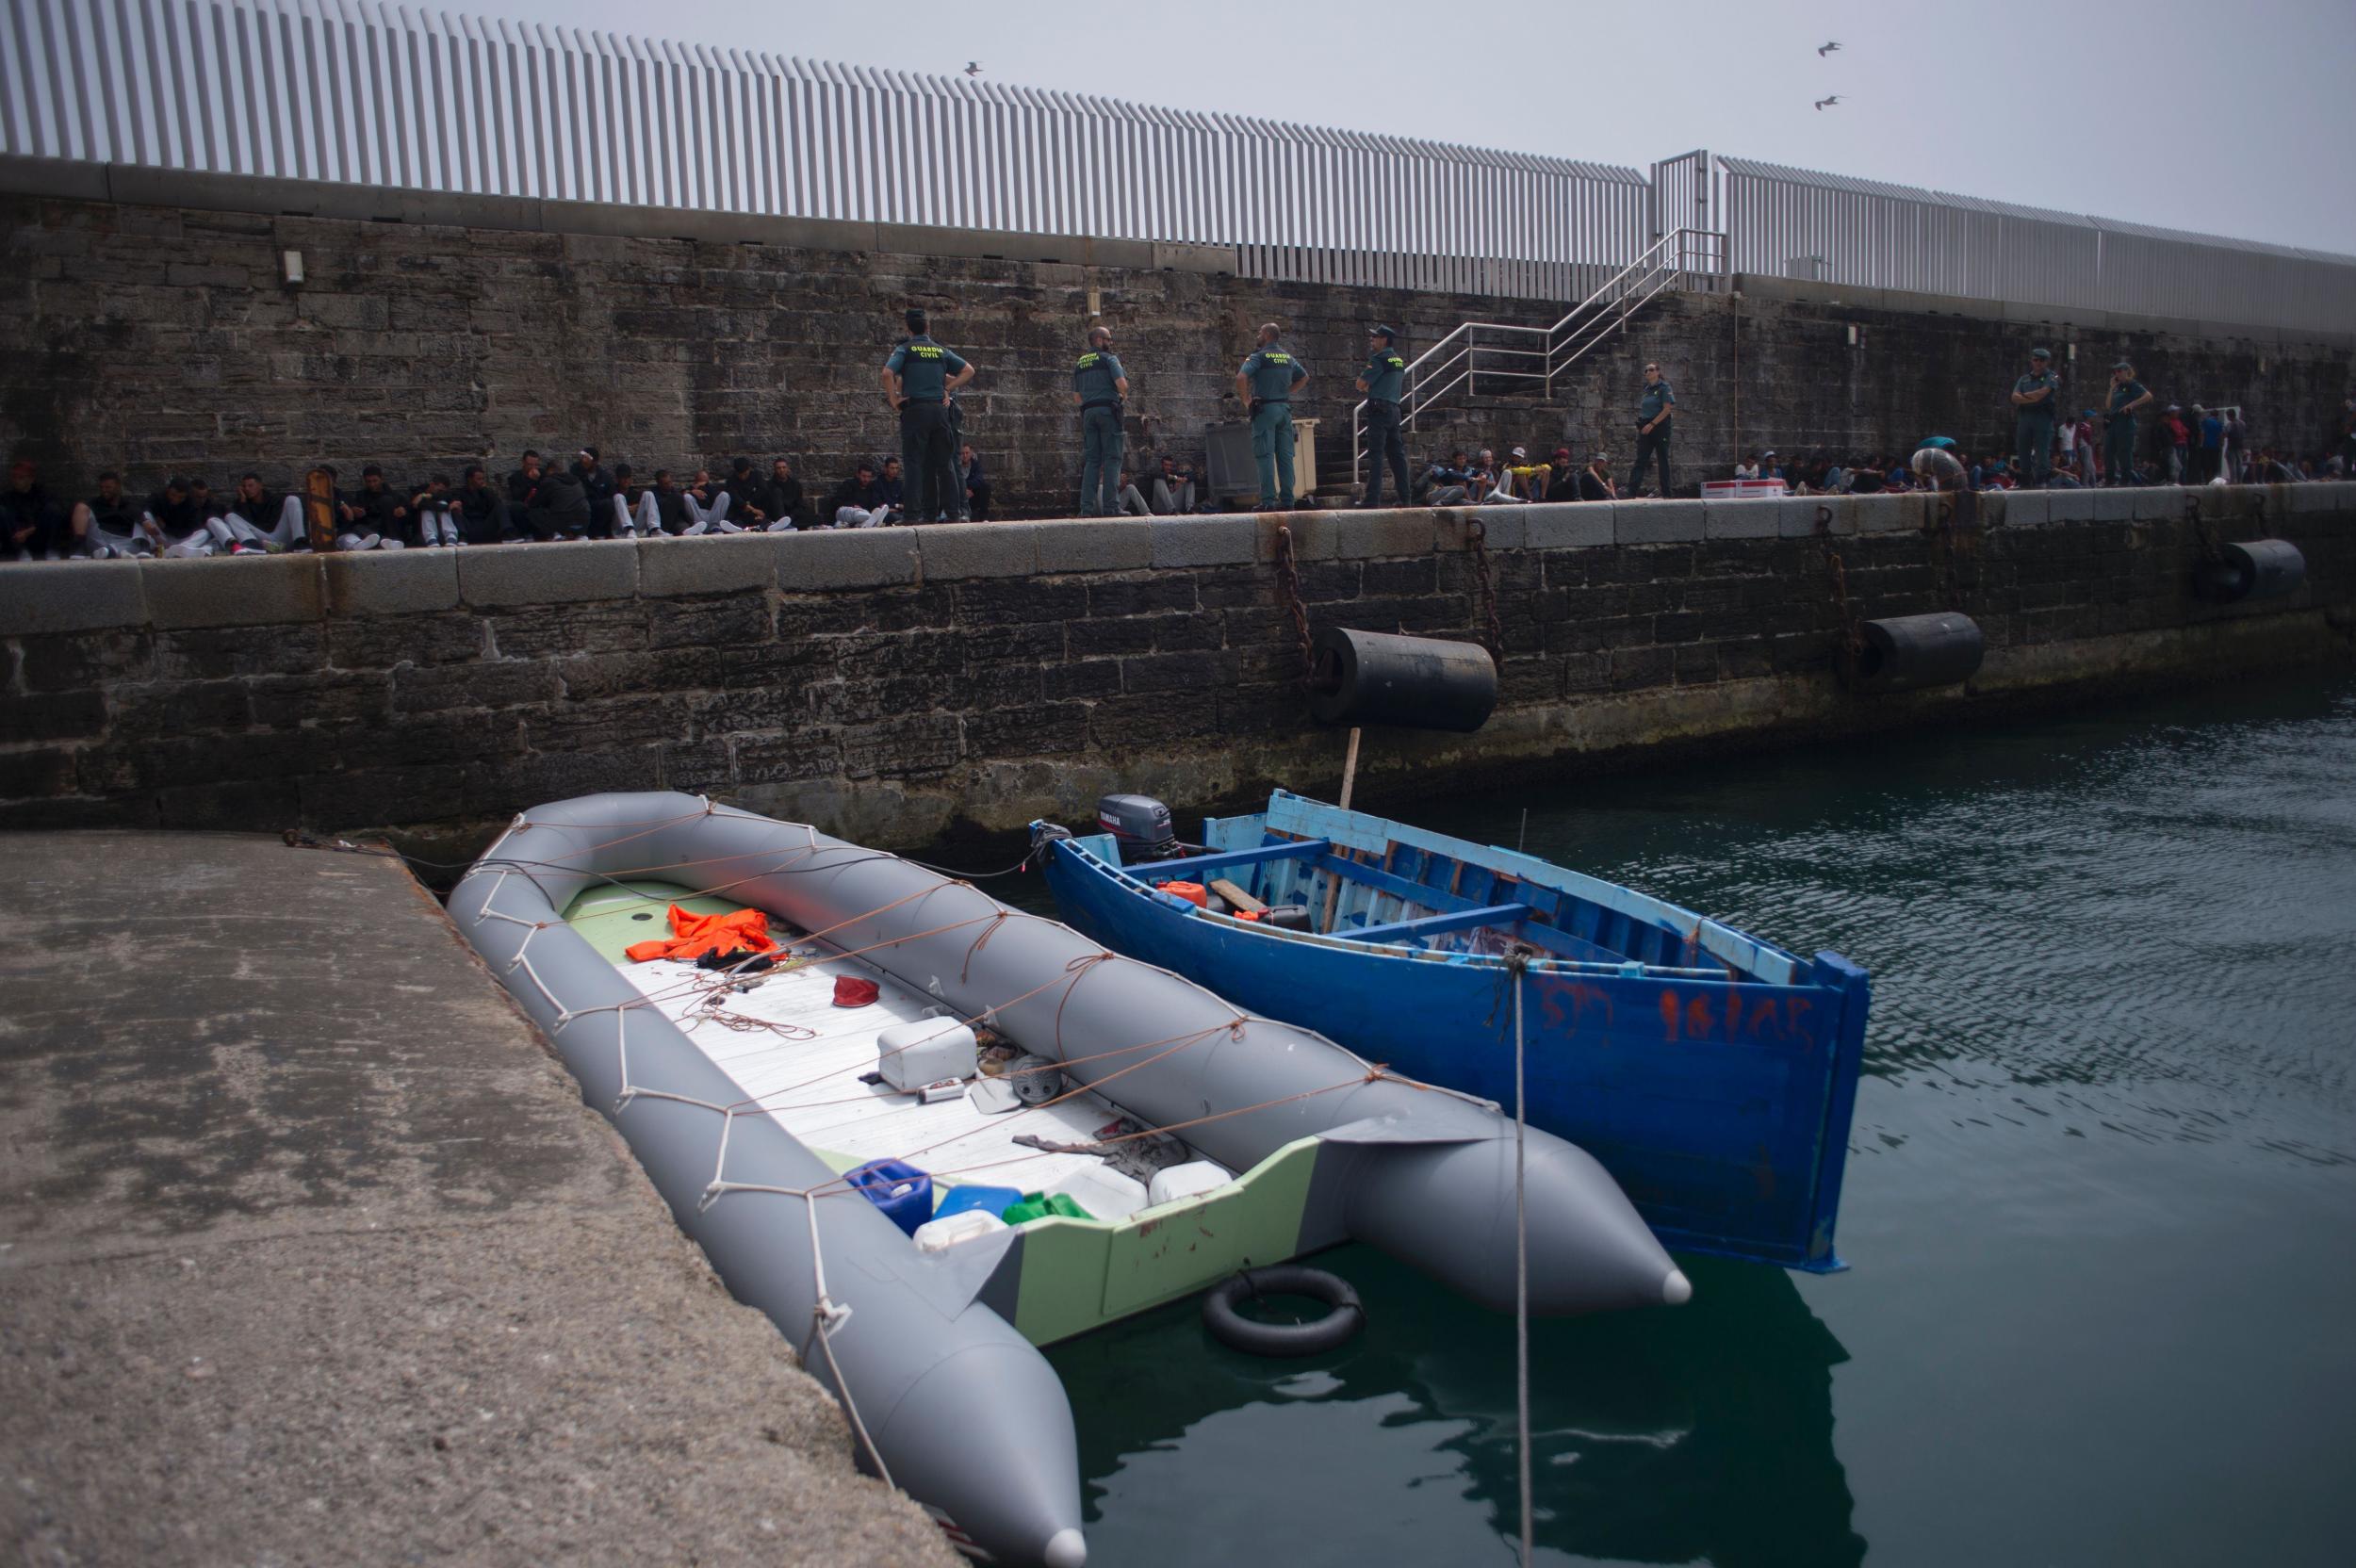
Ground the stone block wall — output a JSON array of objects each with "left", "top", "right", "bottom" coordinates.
[
  {"left": 4, "top": 172, "right": 2351, "bottom": 517},
  {"left": 4, "top": 488, "right": 2350, "bottom": 851}
]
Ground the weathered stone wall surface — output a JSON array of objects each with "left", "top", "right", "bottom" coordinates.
[
  {"left": 4, "top": 489, "right": 2350, "bottom": 851},
  {"left": 3, "top": 168, "right": 2351, "bottom": 515}
]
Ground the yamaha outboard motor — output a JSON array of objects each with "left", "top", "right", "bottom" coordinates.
[{"left": 1096, "top": 794, "right": 1179, "bottom": 862}]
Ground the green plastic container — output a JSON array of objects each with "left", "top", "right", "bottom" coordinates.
[{"left": 1002, "top": 1191, "right": 1094, "bottom": 1225}]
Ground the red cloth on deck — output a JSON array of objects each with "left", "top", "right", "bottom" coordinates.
[{"left": 623, "top": 905, "right": 778, "bottom": 963}]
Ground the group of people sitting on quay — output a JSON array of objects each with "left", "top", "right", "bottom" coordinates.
[
  {"left": 0, "top": 446, "right": 1008, "bottom": 561},
  {"left": 0, "top": 436, "right": 1231, "bottom": 563},
  {"left": 1731, "top": 436, "right": 2345, "bottom": 498}
]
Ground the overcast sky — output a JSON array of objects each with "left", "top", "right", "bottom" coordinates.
[{"left": 479, "top": 0, "right": 2356, "bottom": 257}]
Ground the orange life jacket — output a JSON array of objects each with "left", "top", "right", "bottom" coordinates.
[{"left": 624, "top": 904, "right": 779, "bottom": 963}]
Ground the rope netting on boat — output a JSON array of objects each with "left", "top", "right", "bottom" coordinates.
[{"left": 310, "top": 797, "right": 1512, "bottom": 1490}]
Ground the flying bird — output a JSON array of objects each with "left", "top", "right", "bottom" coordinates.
[
  {"left": 964, "top": 60, "right": 983, "bottom": 76},
  {"left": 1817, "top": 41, "right": 1841, "bottom": 56},
  {"left": 1814, "top": 95, "right": 1841, "bottom": 110}
]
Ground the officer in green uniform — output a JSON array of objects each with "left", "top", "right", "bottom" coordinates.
[
  {"left": 2103, "top": 359, "right": 2153, "bottom": 487},
  {"left": 1235, "top": 322, "right": 1308, "bottom": 509},
  {"left": 2009, "top": 346, "right": 2062, "bottom": 486},
  {"left": 880, "top": 308, "right": 974, "bottom": 522},
  {"left": 1071, "top": 325, "right": 1130, "bottom": 517},
  {"left": 1354, "top": 324, "right": 1410, "bottom": 509},
  {"left": 1629, "top": 361, "right": 1675, "bottom": 498}
]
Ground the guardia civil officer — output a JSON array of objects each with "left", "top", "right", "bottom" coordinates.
[
  {"left": 2010, "top": 346, "right": 2062, "bottom": 486},
  {"left": 881, "top": 308, "right": 974, "bottom": 522},
  {"left": 1235, "top": 322, "right": 1309, "bottom": 509},
  {"left": 1072, "top": 325, "right": 1130, "bottom": 516},
  {"left": 2102, "top": 361, "right": 2154, "bottom": 486},
  {"left": 1629, "top": 359, "right": 1675, "bottom": 498},
  {"left": 1354, "top": 324, "right": 1410, "bottom": 509}
]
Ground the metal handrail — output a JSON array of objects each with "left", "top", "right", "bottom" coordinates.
[{"left": 1351, "top": 227, "right": 1727, "bottom": 485}]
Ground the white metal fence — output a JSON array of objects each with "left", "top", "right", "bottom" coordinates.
[
  {"left": 7, "top": 0, "right": 2353, "bottom": 332},
  {"left": 0, "top": 0, "right": 1649, "bottom": 299},
  {"left": 1721, "top": 155, "right": 2356, "bottom": 335}
]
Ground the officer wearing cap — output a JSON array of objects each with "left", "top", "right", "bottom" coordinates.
[
  {"left": 1354, "top": 324, "right": 1410, "bottom": 509},
  {"left": 1072, "top": 324, "right": 1129, "bottom": 517},
  {"left": 882, "top": 308, "right": 974, "bottom": 522},
  {"left": 1235, "top": 322, "right": 1309, "bottom": 509},
  {"left": 2104, "top": 360, "right": 2153, "bottom": 486},
  {"left": 2009, "top": 347, "right": 2062, "bottom": 486},
  {"left": 1629, "top": 360, "right": 1675, "bottom": 498}
]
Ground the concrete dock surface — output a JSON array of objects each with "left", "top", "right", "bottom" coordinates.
[{"left": 0, "top": 830, "right": 957, "bottom": 1567}]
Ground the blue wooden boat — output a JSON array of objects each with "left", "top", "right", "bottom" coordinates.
[{"left": 1034, "top": 791, "right": 1870, "bottom": 1272}]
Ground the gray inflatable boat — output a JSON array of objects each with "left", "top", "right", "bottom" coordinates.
[{"left": 446, "top": 792, "right": 1682, "bottom": 1566}]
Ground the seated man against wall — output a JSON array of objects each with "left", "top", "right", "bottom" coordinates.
[
  {"left": 407, "top": 474, "right": 467, "bottom": 547},
  {"left": 1476, "top": 455, "right": 1526, "bottom": 504},
  {"left": 644, "top": 469, "right": 693, "bottom": 535},
  {"left": 454, "top": 466, "right": 510, "bottom": 543},
  {"left": 960, "top": 446, "right": 991, "bottom": 522},
  {"left": 1113, "top": 468, "right": 1152, "bottom": 517},
  {"left": 828, "top": 461, "right": 889, "bottom": 527},
  {"left": 569, "top": 448, "right": 618, "bottom": 539},
  {"left": 1541, "top": 448, "right": 1579, "bottom": 501},
  {"left": 506, "top": 450, "right": 547, "bottom": 531},
  {"left": 216, "top": 472, "right": 306, "bottom": 549},
  {"left": 1421, "top": 451, "right": 1474, "bottom": 506},
  {"left": 140, "top": 475, "right": 217, "bottom": 557},
  {"left": 1502, "top": 447, "right": 1548, "bottom": 499},
  {"left": 760, "top": 457, "right": 806, "bottom": 531},
  {"left": 4, "top": 461, "right": 63, "bottom": 561},
  {"left": 715, "top": 457, "right": 771, "bottom": 529},
  {"left": 1149, "top": 454, "right": 1196, "bottom": 515},
  {"left": 343, "top": 465, "right": 412, "bottom": 549},
  {"left": 874, "top": 457, "right": 908, "bottom": 523},
  {"left": 677, "top": 468, "right": 733, "bottom": 533},
  {"left": 608, "top": 464, "right": 661, "bottom": 536},
  {"left": 186, "top": 479, "right": 260, "bottom": 552},
  {"left": 1578, "top": 451, "right": 1617, "bottom": 501},
  {"left": 71, "top": 471, "right": 147, "bottom": 556},
  {"left": 525, "top": 459, "right": 588, "bottom": 542}
]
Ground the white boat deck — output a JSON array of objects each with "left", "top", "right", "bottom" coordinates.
[{"left": 573, "top": 890, "right": 1192, "bottom": 1217}]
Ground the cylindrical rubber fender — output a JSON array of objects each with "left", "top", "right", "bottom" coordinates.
[
  {"left": 1307, "top": 627, "right": 1497, "bottom": 732},
  {"left": 1843, "top": 612, "right": 1985, "bottom": 694},
  {"left": 2195, "top": 538, "right": 2306, "bottom": 603},
  {"left": 1202, "top": 1265, "right": 1365, "bottom": 1358}
]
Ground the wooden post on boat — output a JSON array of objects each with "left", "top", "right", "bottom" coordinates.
[{"left": 1319, "top": 727, "right": 1363, "bottom": 933}]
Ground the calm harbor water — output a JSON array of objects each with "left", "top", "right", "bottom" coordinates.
[{"left": 976, "top": 671, "right": 2356, "bottom": 1567}]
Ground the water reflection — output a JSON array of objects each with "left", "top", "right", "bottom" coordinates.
[{"left": 1052, "top": 1250, "right": 1861, "bottom": 1568}]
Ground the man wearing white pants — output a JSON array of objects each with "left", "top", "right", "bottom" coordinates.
[
  {"left": 407, "top": 476, "right": 466, "bottom": 547},
  {"left": 610, "top": 464, "right": 662, "bottom": 536},
  {"left": 71, "top": 472, "right": 149, "bottom": 557},
  {"left": 215, "top": 473, "right": 307, "bottom": 548},
  {"left": 678, "top": 469, "right": 733, "bottom": 533},
  {"left": 140, "top": 477, "right": 218, "bottom": 557}
]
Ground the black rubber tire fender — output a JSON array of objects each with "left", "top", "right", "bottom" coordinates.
[{"left": 1202, "top": 1265, "right": 1365, "bottom": 1358}]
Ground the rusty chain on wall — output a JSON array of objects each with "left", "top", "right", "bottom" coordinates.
[
  {"left": 1274, "top": 524, "right": 1316, "bottom": 684},
  {"left": 1466, "top": 518, "right": 1505, "bottom": 662},
  {"left": 1814, "top": 506, "right": 1866, "bottom": 661}
]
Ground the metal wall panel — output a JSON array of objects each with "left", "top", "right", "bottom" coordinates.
[
  {"left": 18, "top": 0, "right": 2351, "bottom": 324},
  {"left": 11, "top": 0, "right": 1650, "bottom": 301},
  {"left": 1718, "top": 155, "right": 2352, "bottom": 332}
]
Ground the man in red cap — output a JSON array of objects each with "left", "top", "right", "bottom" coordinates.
[{"left": 1542, "top": 447, "right": 1580, "bottom": 501}]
